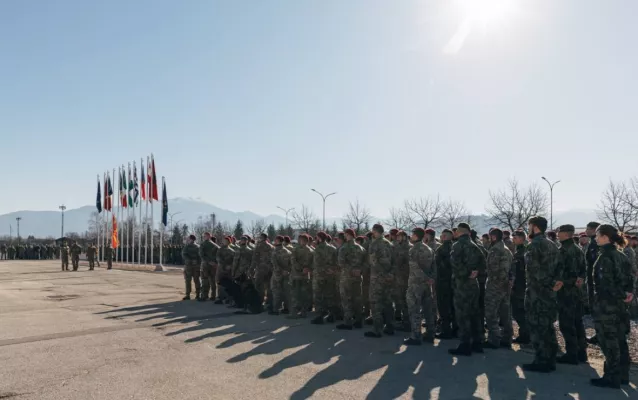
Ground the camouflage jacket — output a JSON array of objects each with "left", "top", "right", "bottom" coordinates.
[
  {"left": 251, "top": 241, "right": 274, "bottom": 272},
  {"left": 512, "top": 244, "right": 527, "bottom": 293},
  {"left": 70, "top": 244, "right": 82, "bottom": 257},
  {"left": 313, "top": 242, "right": 337, "bottom": 277},
  {"left": 271, "top": 244, "right": 292, "bottom": 276},
  {"left": 486, "top": 240, "right": 512, "bottom": 287},
  {"left": 216, "top": 245, "right": 235, "bottom": 271},
  {"left": 86, "top": 246, "right": 97, "bottom": 259},
  {"left": 291, "top": 244, "right": 314, "bottom": 280},
  {"left": 425, "top": 239, "right": 440, "bottom": 253},
  {"left": 622, "top": 246, "right": 637, "bottom": 279},
  {"left": 361, "top": 240, "right": 371, "bottom": 273},
  {"left": 233, "top": 243, "right": 253, "bottom": 277},
  {"left": 450, "top": 234, "right": 484, "bottom": 285},
  {"left": 199, "top": 239, "right": 220, "bottom": 264},
  {"left": 105, "top": 247, "right": 113, "bottom": 259},
  {"left": 337, "top": 240, "right": 363, "bottom": 275},
  {"left": 393, "top": 239, "right": 411, "bottom": 276},
  {"left": 61, "top": 246, "right": 70, "bottom": 258},
  {"left": 434, "top": 240, "right": 453, "bottom": 283},
  {"left": 525, "top": 234, "right": 561, "bottom": 293},
  {"left": 181, "top": 243, "right": 201, "bottom": 266},
  {"left": 593, "top": 243, "right": 631, "bottom": 304},
  {"left": 503, "top": 238, "right": 516, "bottom": 254},
  {"left": 558, "top": 240, "right": 586, "bottom": 288},
  {"left": 409, "top": 241, "right": 434, "bottom": 281},
  {"left": 368, "top": 236, "right": 394, "bottom": 277}
]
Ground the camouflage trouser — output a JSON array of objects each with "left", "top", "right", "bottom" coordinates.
[
  {"left": 339, "top": 273, "right": 362, "bottom": 325},
  {"left": 478, "top": 276, "right": 486, "bottom": 328},
  {"left": 485, "top": 281, "right": 513, "bottom": 345},
  {"left": 586, "top": 265, "right": 594, "bottom": 312},
  {"left": 362, "top": 268, "right": 371, "bottom": 317},
  {"left": 437, "top": 280, "right": 455, "bottom": 333},
  {"left": 0, "top": 252, "right": 5, "bottom": 259},
  {"left": 255, "top": 268, "right": 272, "bottom": 310},
  {"left": 370, "top": 274, "right": 394, "bottom": 333},
  {"left": 593, "top": 301, "right": 629, "bottom": 382},
  {"left": 184, "top": 264, "right": 201, "bottom": 297},
  {"left": 525, "top": 289, "right": 558, "bottom": 365},
  {"left": 88, "top": 259, "right": 95, "bottom": 270},
  {"left": 270, "top": 272, "right": 290, "bottom": 311},
  {"left": 72, "top": 256, "right": 79, "bottom": 271},
  {"left": 107, "top": 259, "right": 112, "bottom": 269},
  {"left": 454, "top": 280, "right": 482, "bottom": 344},
  {"left": 392, "top": 271, "right": 409, "bottom": 323},
  {"left": 431, "top": 284, "right": 438, "bottom": 323},
  {"left": 313, "top": 274, "right": 339, "bottom": 315},
  {"left": 557, "top": 287, "right": 586, "bottom": 356},
  {"left": 200, "top": 261, "right": 217, "bottom": 299},
  {"left": 290, "top": 278, "right": 310, "bottom": 315},
  {"left": 215, "top": 264, "right": 232, "bottom": 300},
  {"left": 61, "top": 258, "right": 69, "bottom": 271},
  {"left": 511, "top": 290, "right": 528, "bottom": 338},
  {"left": 406, "top": 277, "right": 433, "bottom": 338}
]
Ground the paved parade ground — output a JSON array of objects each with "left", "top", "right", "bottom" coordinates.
[{"left": 1, "top": 261, "right": 637, "bottom": 400}]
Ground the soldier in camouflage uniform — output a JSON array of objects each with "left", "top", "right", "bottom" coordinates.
[
  {"left": 0, "top": 243, "right": 6, "bottom": 260},
  {"left": 555, "top": 224, "right": 588, "bottom": 364},
  {"left": 311, "top": 232, "right": 340, "bottom": 324},
  {"left": 361, "top": 232, "right": 373, "bottom": 324},
  {"left": 232, "top": 235, "right": 253, "bottom": 280},
  {"left": 585, "top": 221, "right": 600, "bottom": 316},
  {"left": 288, "top": 233, "right": 314, "bottom": 319},
  {"left": 483, "top": 228, "right": 513, "bottom": 349},
  {"left": 87, "top": 243, "right": 97, "bottom": 270},
  {"left": 503, "top": 230, "right": 515, "bottom": 254},
  {"left": 181, "top": 235, "right": 201, "bottom": 300},
  {"left": 522, "top": 216, "right": 562, "bottom": 373},
  {"left": 392, "top": 231, "right": 411, "bottom": 330},
  {"left": 199, "top": 233, "right": 219, "bottom": 302},
  {"left": 270, "top": 235, "right": 292, "bottom": 314},
  {"left": 448, "top": 223, "right": 484, "bottom": 356},
  {"left": 589, "top": 225, "right": 633, "bottom": 388},
  {"left": 336, "top": 229, "right": 364, "bottom": 330},
  {"left": 435, "top": 229, "right": 456, "bottom": 339},
  {"left": 403, "top": 228, "right": 435, "bottom": 345},
  {"left": 424, "top": 229, "right": 440, "bottom": 325},
  {"left": 60, "top": 242, "right": 70, "bottom": 271},
  {"left": 70, "top": 241, "right": 82, "bottom": 271},
  {"left": 215, "top": 237, "right": 235, "bottom": 303},
  {"left": 364, "top": 224, "right": 395, "bottom": 338},
  {"left": 105, "top": 242, "right": 113, "bottom": 270},
  {"left": 251, "top": 233, "right": 274, "bottom": 312},
  {"left": 511, "top": 230, "right": 530, "bottom": 344}
]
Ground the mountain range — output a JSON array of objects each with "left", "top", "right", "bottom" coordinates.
[{"left": 0, "top": 197, "right": 599, "bottom": 238}]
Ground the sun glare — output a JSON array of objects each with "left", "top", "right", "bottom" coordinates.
[{"left": 457, "top": 0, "right": 515, "bottom": 25}]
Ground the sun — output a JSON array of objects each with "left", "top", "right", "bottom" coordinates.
[{"left": 456, "top": 0, "right": 516, "bottom": 25}]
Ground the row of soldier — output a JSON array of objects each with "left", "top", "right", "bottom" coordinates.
[{"left": 0, "top": 243, "right": 60, "bottom": 260}]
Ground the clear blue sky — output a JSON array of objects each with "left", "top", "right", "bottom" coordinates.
[{"left": 1, "top": 0, "right": 636, "bottom": 218}]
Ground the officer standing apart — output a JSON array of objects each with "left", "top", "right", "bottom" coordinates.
[
  {"left": 181, "top": 235, "right": 201, "bottom": 300},
  {"left": 403, "top": 228, "right": 435, "bottom": 345}
]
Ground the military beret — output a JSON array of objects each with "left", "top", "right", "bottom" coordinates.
[
  {"left": 244, "top": 234, "right": 252, "bottom": 240},
  {"left": 316, "top": 231, "right": 328, "bottom": 241},
  {"left": 189, "top": 234, "right": 196, "bottom": 241},
  {"left": 297, "top": 234, "right": 308, "bottom": 241},
  {"left": 482, "top": 233, "right": 489, "bottom": 238},
  {"left": 389, "top": 228, "right": 399, "bottom": 235},
  {"left": 503, "top": 230, "right": 511, "bottom": 236},
  {"left": 275, "top": 235, "right": 284, "bottom": 242},
  {"left": 230, "top": 236, "right": 236, "bottom": 243},
  {"left": 557, "top": 224, "right": 575, "bottom": 233},
  {"left": 283, "top": 236, "right": 291, "bottom": 242},
  {"left": 457, "top": 223, "right": 471, "bottom": 231},
  {"left": 356, "top": 235, "right": 366, "bottom": 241},
  {"left": 373, "top": 224, "right": 384, "bottom": 233},
  {"left": 579, "top": 232, "right": 588, "bottom": 238},
  {"left": 632, "top": 236, "right": 638, "bottom": 240},
  {"left": 412, "top": 227, "right": 425, "bottom": 240},
  {"left": 344, "top": 228, "right": 356, "bottom": 237},
  {"left": 489, "top": 228, "right": 502, "bottom": 236},
  {"left": 325, "top": 234, "right": 332, "bottom": 242},
  {"left": 366, "top": 231, "right": 373, "bottom": 238},
  {"left": 224, "top": 236, "right": 232, "bottom": 243},
  {"left": 425, "top": 228, "right": 436, "bottom": 236},
  {"left": 397, "top": 230, "right": 408, "bottom": 237},
  {"left": 512, "top": 230, "right": 526, "bottom": 238}
]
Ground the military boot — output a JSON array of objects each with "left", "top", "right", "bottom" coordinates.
[
  {"left": 310, "top": 315, "right": 325, "bottom": 324},
  {"left": 448, "top": 342, "right": 472, "bottom": 356},
  {"left": 336, "top": 323, "right": 353, "bottom": 330},
  {"left": 404, "top": 337, "right": 422, "bottom": 346},
  {"left": 590, "top": 377, "right": 620, "bottom": 389}
]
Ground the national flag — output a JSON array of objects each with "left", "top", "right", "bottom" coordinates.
[
  {"left": 147, "top": 157, "right": 153, "bottom": 203},
  {"left": 128, "top": 164, "right": 134, "bottom": 206},
  {"left": 140, "top": 162, "right": 146, "bottom": 200},
  {"left": 161, "top": 179, "right": 168, "bottom": 227},
  {"left": 96, "top": 177, "right": 102, "bottom": 213},
  {"left": 103, "top": 175, "right": 108, "bottom": 211},
  {"left": 111, "top": 214, "right": 119, "bottom": 248},
  {"left": 151, "top": 155, "right": 158, "bottom": 201},
  {"left": 120, "top": 167, "right": 127, "bottom": 208},
  {"left": 106, "top": 173, "right": 113, "bottom": 211}
]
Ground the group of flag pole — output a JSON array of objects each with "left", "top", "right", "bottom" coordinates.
[{"left": 95, "top": 154, "right": 168, "bottom": 265}]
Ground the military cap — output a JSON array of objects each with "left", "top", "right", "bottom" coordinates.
[
  {"left": 586, "top": 221, "right": 601, "bottom": 229},
  {"left": 298, "top": 233, "right": 309, "bottom": 241},
  {"left": 425, "top": 228, "right": 436, "bottom": 236},
  {"left": 372, "top": 224, "right": 384, "bottom": 233},
  {"left": 489, "top": 228, "right": 502, "bottom": 236},
  {"left": 397, "top": 230, "right": 408, "bottom": 237},
  {"left": 275, "top": 235, "right": 284, "bottom": 242},
  {"left": 189, "top": 234, "right": 196, "bottom": 241},
  {"left": 457, "top": 222, "right": 471, "bottom": 231},
  {"left": 557, "top": 224, "right": 575, "bottom": 233},
  {"left": 356, "top": 235, "right": 366, "bottom": 241},
  {"left": 512, "top": 230, "right": 526, "bottom": 238},
  {"left": 283, "top": 236, "right": 291, "bottom": 243},
  {"left": 325, "top": 234, "right": 332, "bottom": 242},
  {"left": 503, "top": 230, "right": 511, "bottom": 236},
  {"left": 412, "top": 227, "right": 425, "bottom": 240},
  {"left": 244, "top": 234, "right": 252, "bottom": 241},
  {"left": 389, "top": 228, "right": 399, "bottom": 236},
  {"left": 316, "top": 231, "right": 328, "bottom": 241},
  {"left": 344, "top": 228, "right": 356, "bottom": 237},
  {"left": 441, "top": 228, "right": 453, "bottom": 235},
  {"left": 224, "top": 236, "right": 232, "bottom": 243}
]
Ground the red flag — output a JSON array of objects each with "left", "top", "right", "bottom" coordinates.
[
  {"left": 147, "top": 158, "right": 153, "bottom": 203},
  {"left": 141, "top": 162, "right": 146, "bottom": 200},
  {"left": 111, "top": 214, "right": 119, "bottom": 248},
  {"left": 151, "top": 155, "right": 159, "bottom": 201}
]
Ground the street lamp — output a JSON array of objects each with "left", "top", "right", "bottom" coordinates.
[
  {"left": 15, "top": 217, "right": 21, "bottom": 245},
  {"left": 311, "top": 189, "right": 336, "bottom": 230},
  {"left": 59, "top": 205, "right": 66, "bottom": 238},
  {"left": 168, "top": 211, "right": 182, "bottom": 230},
  {"left": 276, "top": 206, "right": 295, "bottom": 227},
  {"left": 541, "top": 177, "right": 560, "bottom": 231}
]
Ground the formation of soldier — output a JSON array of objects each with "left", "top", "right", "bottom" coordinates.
[
  {"left": 0, "top": 243, "right": 60, "bottom": 260},
  {"left": 177, "top": 216, "right": 636, "bottom": 390}
]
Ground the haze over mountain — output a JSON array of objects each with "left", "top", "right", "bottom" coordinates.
[{"left": 0, "top": 198, "right": 599, "bottom": 239}]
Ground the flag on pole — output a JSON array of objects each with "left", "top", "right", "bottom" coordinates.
[
  {"left": 112, "top": 214, "right": 119, "bottom": 248},
  {"left": 161, "top": 178, "right": 168, "bottom": 227},
  {"left": 140, "top": 162, "right": 146, "bottom": 200},
  {"left": 103, "top": 175, "right": 108, "bottom": 211},
  {"left": 151, "top": 155, "right": 159, "bottom": 201},
  {"left": 147, "top": 157, "right": 152, "bottom": 203},
  {"left": 128, "top": 164, "right": 134, "bottom": 206},
  {"left": 106, "top": 173, "right": 113, "bottom": 211},
  {"left": 133, "top": 163, "right": 139, "bottom": 204},
  {"left": 96, "top": 176, "right": 102, "bottom": 213},
  {"left": 120, "top": 167, "right": 128, "bottom": 208}
]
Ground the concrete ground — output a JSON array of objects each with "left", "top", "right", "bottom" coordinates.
[{"left": 1, "top": 261, "right": 637, "bottom": 400}]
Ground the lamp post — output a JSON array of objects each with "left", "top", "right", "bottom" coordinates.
[
  {"left": 311, "top": 189, "right": 336, "bottom": 230},
  {"left": 59, "top": 205, "right": 66, "bottom": 238},
  {"left": 541, "top": 177, "right": 560, "bottom": 231},
  {"left": 15, "top": 217, "right": 21, "bottom": 246},
  {"left": 276, "top": 206, "right": 295, "bottom": 227}
]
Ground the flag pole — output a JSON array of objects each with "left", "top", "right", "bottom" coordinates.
[
  {"left": 127, "top": 162, "right": 132, "bottom": 263},
  {"left": 159, "top": 175, "right": 165, "bottom": 269},
  {"left": 101, "top": 172, "right": 105, "bottom": 263},
  {"left": 150, "top": 155, "right": 154, "bottom": 266},
  {"left": 139, "top": 158, "right": 143, "bottom": 265},
  {"left": 112, "top": 168, "right": 116, "bottom": 263},
  {"left": 130, "top": 161, "right": 135, "bottom": 263},
  {"left": 97, "top": 174, "right": 101, "bottom": 263},
  {"left": 118, "top": 166, "right": 123, "bottom": 263},
  {"left": 145, "top": 156, "right": 149, "bottom": 264}
]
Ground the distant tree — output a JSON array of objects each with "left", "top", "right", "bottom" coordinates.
[
  {"left": 266, "top": 224, "right": 277, "bottom": 241},
  {"left": 292, "top": 205, "right": 317, "bottom": 233},
  {"left": 342, "top": 199, "right": 372, "bottom": 234},
  {"left": 181, "top": 224, "right": 189, "bottom": 240},
  {"left": 440, "top": 200, "right": 468, "bottom": 229},
  {"left": 308, "top": 219, "right": 322, "bottom": 236},
  {"left": 171, "top": 225, "right": 182, "bottom": 244},
  {"left": 486, "top": 179, "right": 548, "bottom": 233},
  {"left": 213, "top": 222, "right": 225, "bottom": 243},
  {"left": 284, "top": 224, "right": 294, "bottom": 238},
  {"left": 276, "top": 223, "right": 286, "bottom": 235},
  {"left": 247, "top": 219, "right": 266, "bottom": 239},
  {"left": 384, "top": 207, "right": 410, "bottom": 231},
  {"left": 363, "top": 221, "right": 370, "bottom": 233},
  {"left": 597, "top": 179, "right": 637, "bottom": 232},
  {"left": 233, "top": 219, "right": 244, "bottom": 239},
  {"left": 403, "top": 195, "right": 445, "bottom": 228},
  {"left": 329, "top": 222, "right": 339, "bottom": 237}
]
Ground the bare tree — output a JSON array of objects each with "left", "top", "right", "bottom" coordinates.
[
  {"left": 597, "top": 180, "right": 637, "bottom": 232},
  {"left": 384, "top": 207, "right": 411, "bottom": 230},
  {"left": 247, "top": 219, "right": 266, "bottom": 238},
  {"left": 440, "top": 199, "right": 468, "bottom": 229},
  {"left": 292, "top": 205, "right": 317, "bottom": 232},
  {"left": 86, "top": 211, "right": 100, "bottom": 240},
  {"left": 486, "top": 179, "right": 548, "bottom": 232},
  {"left": 342, "top": 199, "right": 372, "bottom": 234},
  {"left": 403, "top": 195, "right": 445, "bottom": 228}
]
